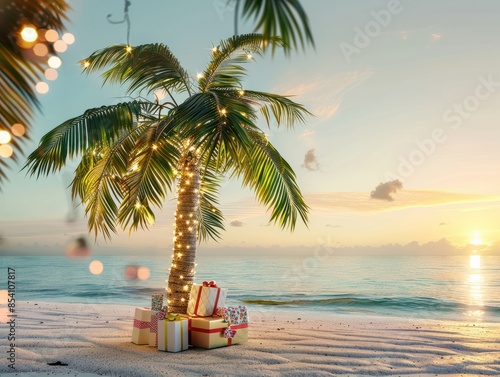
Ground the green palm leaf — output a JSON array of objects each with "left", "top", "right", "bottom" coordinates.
[
  {"left": 82, "top": 44, "right": 192, "bottom": 96},
  {"left": 198, "top": 34, "right": 282, "bottom": 92},
  {"left": 232, "top": 128, "right": 309, "bottom": 230},
  {"left": 243, "top": 89, "right": 312, "bottom": 128},
  {"left": 197, "top": 162, "right": 225, "bottom": 241},
  {"left": 23, "top": 101, "right": 147, "bottom": 177},
  {"left": 117, "top": 118, "right": 181, "bottom": 231},
  {"left": 239, "top": 0, "right": 314, "bottom": 54},
  {"left": 71, "top": 127, "right": 143, "bottom": 239}
]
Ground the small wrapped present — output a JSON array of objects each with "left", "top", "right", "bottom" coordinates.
[
  {"left": 190, "top": 316, "right": 248, "bottom": 349},
  {"left": 149, "top": 311, "right": 160, "bottom": 347},
  {"left": 187, "top": 281, "right": 227, "bottom": 317},
  {"left": 158, "top": 313, "right": 189, "bottom": 352},
  {"left": 218, "top": 305, "right": 249, "bottom": 324},
  {"left": 131, "top": 307, "right": 151, "bottom": 345},
  {"left": 151, "top": 294, "right": 164, "bottom": 312}
]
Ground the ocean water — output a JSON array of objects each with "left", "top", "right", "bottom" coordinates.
[{"left": 1, "top": 254, "right": 499, "bottom": 322}]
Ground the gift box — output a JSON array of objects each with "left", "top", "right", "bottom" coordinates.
[
  {"left": 187, "top": 281, "right": 227, "bottom": 317},
  {"left": 216, "top": 305, "right": 249, "bottom": 324},
  {"left": 158, "top": 313, "right": 189, "bottom": 352},
  {"left": 131, "top": 307, "right": 151, "bottom": 345},
  {"left": 190, "top": 316, "right": 248, "bottom": 349},
  {"left": 149, "top": 311, "right": 160, "bottom": 347},
  {"left": 151, "top": 294, "right": 164, "bottom": 312}
]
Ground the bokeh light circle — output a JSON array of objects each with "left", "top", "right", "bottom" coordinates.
[
  {"left": 21, "top": 27, "right": 38, "bottom": 42},
  {"left": 0, "top": 145, "right": 14, "bottom": 158},
  {"left": 35, "top": 82, "right": 49, "bottom": 94},
  {"left": 45, "top": 68, "right": 58, "bottom": 81},
  {"left": 53, "top": 40, "right": 67, "bottom": 53},
  {"left": 89, "top": 260, "right": 104, "bottom": 275},
  {"left": 62, "top": 33, "right": 75, "bottom": 45},
  {"left": 11, "top": 124, "right": 26, "bottom": 137},
  {"left": 137, "top": 267, "right": 151, "bottom": 280},
  {"left": 33, "top": 43, "right": 49, "bottom": 57},
  {"left": 0, "top": 130, "right": 11, "bottom": 144},
  {"left": 45, "top": 29, "right": 59, "bottom": 42},
  {"left": 48, "top": 56, "right": 62, "bottom": 69}
]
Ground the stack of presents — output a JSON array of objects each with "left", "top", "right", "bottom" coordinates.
[{"left": 131, "top": 281, "right": 249, "bottom": 352}]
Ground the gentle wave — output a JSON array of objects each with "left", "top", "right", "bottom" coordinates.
[{"left": 243, "top": 295, "right": 500, "bottom": 315}]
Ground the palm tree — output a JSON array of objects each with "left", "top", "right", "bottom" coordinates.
[
  {"left": 1, "top": 0, "right": 313, "bottom": 189},
  {"left": 24, "top": 34, "right": 310, "bottom": 313},
  {"left": 0, "top": 0, "right": 70, "bottom": 188}
]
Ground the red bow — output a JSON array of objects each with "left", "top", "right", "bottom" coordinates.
[{"left": 202, "top": 280, "right": 218, "bottom": 288}]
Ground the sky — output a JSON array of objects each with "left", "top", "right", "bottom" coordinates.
[{"left": 1, "top": 0, "right": 500, "bottom": 256}]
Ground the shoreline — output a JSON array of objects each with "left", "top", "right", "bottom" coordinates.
[{"left": 1, "top": 301, "right": 499, "bottom": 376}]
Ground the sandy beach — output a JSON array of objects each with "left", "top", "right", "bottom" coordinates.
[{"left": 1, "top": 301, "right": 499, "bottom": 376}]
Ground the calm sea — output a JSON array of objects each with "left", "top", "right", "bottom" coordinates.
[{"left": 1, "top": 254, "right": 499, "bottom": 322}]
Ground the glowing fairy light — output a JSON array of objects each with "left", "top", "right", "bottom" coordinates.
[
  {"left": 246, "top": 53, "right": 252, "bottom": 59},
  {"left": 21, "top": 26, "right": 38, "bottom": 42},
  {"left": 238, "top": 90, "right": 245, "bottom": 96},
  {"left": 83, "top": 61, "right": 90, "bottom": 68},
  {"left": 0, "top": 131, "right": 12, "bottom": 144},
  {"left": 196, "top": 73, "right": 204, "bottom": 79},
  {"left": 126, "top": 45, "right": 133, "bottom": 53},
  {"left": 48, "top": 56, "right": 62, "bottom": 69}
]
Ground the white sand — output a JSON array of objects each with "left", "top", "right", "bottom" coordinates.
[{"left": 1, "top": 301, "right": 499, "bottom": 376}]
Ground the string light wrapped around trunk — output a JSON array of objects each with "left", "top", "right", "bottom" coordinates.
[{"left": 166, "top": 147, "right": 200, "bottom": 314}]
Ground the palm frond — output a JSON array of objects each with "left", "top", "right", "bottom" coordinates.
[
  {"left": 240, "top": 0, "right": 314, "bottom": 54},
  {"left": 232, "top": 128, "right": 309, "bottom": 230},
  {"left": 23, "top": 100, "right": 148, "bottom": 177},
  {"left": 198, "top": 34, "right": 282, "bottom": 92},
  {"left": 77, "top": 150, "right": 124, "bottom": 240},
  {"left": 82, "top": 44, "right": 192, "bottom": 95},
  {"left": 71, "top": 127, "right": 145, "bottom": 240},
  {"left": 117, "top": 118, "right": 181, "bottom": 231},
  {"left": 197, "top": 164, "right": 225, "bottom": 242},
  {"left": 243, "top": 89, "right": 312, "bottom": 128}
]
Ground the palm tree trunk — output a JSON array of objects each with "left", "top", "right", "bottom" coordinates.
[{"left": 167, "top": 149, "right": 200, "bottom": 314}]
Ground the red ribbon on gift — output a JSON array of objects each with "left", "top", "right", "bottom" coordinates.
[
  {"left": 202, "top": 281, "right": 218, "bottom": 288},
  {"left": 133, "top": 319, "right": 150, "bottom": 329}
]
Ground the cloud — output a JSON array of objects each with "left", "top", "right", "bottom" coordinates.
[
  {"left": 306, "top": 190, "right": 500, "bottom": 213},
  {"left": 301, "top": 149, "right": 320, "bottom": 171},
  {"left": 276, "top": 70, "right": 373, "bottom": 122},
  {"left": 439, "top": 222, "right": 447, "bottom": 226},
  {"left": 326, "top": 224, "right": 343, "bottom": 228},
  {"left": 370, "top": 180, "right": 403, "bottom": 201},
  {"left": 229, "top": 220, "right": 245, "bottom": 227}
]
